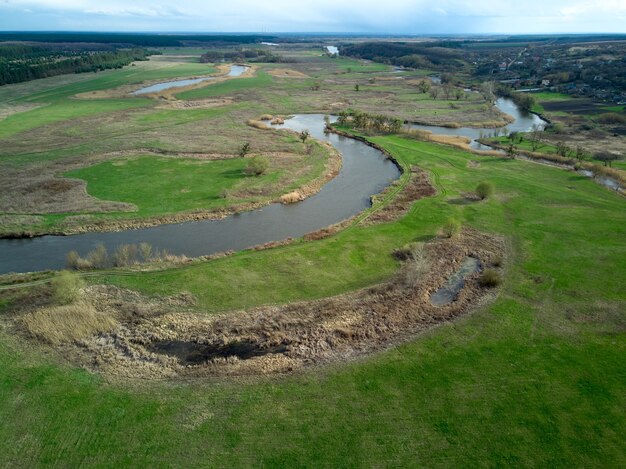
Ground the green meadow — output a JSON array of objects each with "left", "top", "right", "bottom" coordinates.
[{"left": 0, "top": 49, "right": 624, "bottom": 467}]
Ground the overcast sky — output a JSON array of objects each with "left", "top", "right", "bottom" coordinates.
[{"left": 1, "top": 0, "right": 625, "bottom": 34}]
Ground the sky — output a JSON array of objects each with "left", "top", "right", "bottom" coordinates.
[{"left": 0, "top": 0, "right": 625, "bottom": 34}]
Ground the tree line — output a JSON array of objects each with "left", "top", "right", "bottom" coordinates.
[
  {"left": 340, "top": 42, "right": 465, "bottom": 70},
  {"left": 200, "top": 48, "right": 292, "bottom": 64},
  {"left": 336, "top": 110, "right": 404, "bottom": 134},
  {"left": 0, "top": 32, "right": 275, "bottom": 47},
  {"left": 0, "top": 47, "right": 155, "bottom": 86}
]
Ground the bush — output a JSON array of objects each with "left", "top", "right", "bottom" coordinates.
[
  {"left": 442, "top": 218, "right": 461, "bottom": 238},
  {"left": 478, "top": 269, "right": 501, "bottom": 288},
  {"left": 476, "top": 181, "right": 495, "bottom": 200},
  {"left": 66, "top": 250, "right": 80, "bottom": 270},
  {"left": 244, "top": 156, "right": 269, "bottom": 176},
  {"left": 51, "top": 270, "right": 85, "bottom": 305},
  {"left": 86, "top": 244, "right": 108, "bottom": 269},
  {"left": 139, "top": 242, "right": 153, "bottom": 262},
  {"left": 597, "top": 112, "right": 626, "bottom": 125},
  {"left": 113, "top": 244, "right": 138, "bottom": 267},
  {"left": 65, "top": 250, "right": 92, "bottom": 270}
]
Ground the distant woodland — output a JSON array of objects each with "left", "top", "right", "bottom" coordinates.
[{"left": 0, "top": 45, "right": 154, "bottom": 85}]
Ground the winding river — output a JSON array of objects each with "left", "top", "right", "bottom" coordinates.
[
  {"left": 0, "top": 76, "right": 552, "bottom": 275},
  {"left": 408, "top": 97, "right": 546, "bottom": 150},
  {"left": 0, "top": 115, "right": 400, "bottom": 274}
]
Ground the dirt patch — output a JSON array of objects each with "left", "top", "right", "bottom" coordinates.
[
  {"left": 156, "top": 98, "right": 233, "bottom": 110},
  {"left": 0, "top": 103, "right": 42, "bottom": 120},
  {"left": 542, "top": 99, "right": 605, "bottom": 115},
  {"left": 12, "top": 228, "right": 505, "bottom": 379},
  {"left": 0, "top": 171, "right": 135, "bottom": 216},
  {"left": 267, "top": 68, "right": 310, "bottom": 79},
  {"left": 363, "top": 167, "right": 436, "bottom": 225}
]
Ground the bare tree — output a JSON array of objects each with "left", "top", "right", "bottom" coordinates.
[
  {"left": 529, "top": 124, "right": 542, "bottom": 151},
  {"left": 299, "top": 130, "right": 310, "bottom": 143}
]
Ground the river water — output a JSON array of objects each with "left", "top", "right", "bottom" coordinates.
[
  {"left": 0, "top": 115, "right": 400, "bottom": 274},
  {"left": 133, "top": 65, "right": 248, "bottom": 95},
  {"left": 408, "top": 97, "right": 547, "bottom": 150},
  {"left": 0, "top": 84, "right": 564, "bottom": 276}
]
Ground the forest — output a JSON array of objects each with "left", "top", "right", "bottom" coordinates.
[{"left": 0, "top": 45, "right": 154, "bottom": 85}]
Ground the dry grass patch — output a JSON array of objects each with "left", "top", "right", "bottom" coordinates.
[
  {"left": 280, "top": 191, "right": 303, "bottom": 204},
  {"left": 19, "top": 229, "right": 504, "bottom": 379},
  {"left": 157, "top": 98, "right": 233, "bottom": 110},
  {"left": 20, "top": 301, "right": 117, "bottom": 345},
  {"left": 267, "top": 68, "right": 309, "bottom": 78}
]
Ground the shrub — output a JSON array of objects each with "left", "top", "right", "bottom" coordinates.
[
  {"left": 86, "top": 243, "right": 108, "bottom": 269},
  {"left": 51, "top": 270, "right": 85, "bottom": 305},
  {"left": 594, "top": 151, "right": 622, "bottom": 167},
  {"left": 238, "top": 142, "right": 251, "bottom": 158},
  {"left": 442, "top": 218, "right": 461, "bottom": 238},
  {"left": 244, "top": 156, "right": 269, "bottom": 176},
  {"left": 597, "top": 112, "right": 626, "bottom": 125},
  {"left": 476, "top": 181, "right": 495, "bottom": 200},
  {"left": 479, "top": 269, "right": 501, "bottom": 287},
  {"left": 66, "top": 250, "right": 80, "bottom": 270},
  {"left": 299, "top": 129, "right": 310, "bottom": 143},
  {"left": 113, "top": 244, "right": 138, "bottom": 267},
  {"left": 139, "top": 242, "right": 153, "bottom": 262},
  {"left": 65, "top": 250, "right": 92, "bottom": 270}
]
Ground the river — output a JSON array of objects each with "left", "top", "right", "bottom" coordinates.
[
  {"left": 0, "top": 87, "right": 555, "bottom": 275},
  {"left": 133, "top": 65, "right": 248, "bottom": 95},
  {"left": 0, "top": 114, "right": 400, "bottom": 274},
  {"left": 408, "top": 97, "right": 547, "bottom": 150}
]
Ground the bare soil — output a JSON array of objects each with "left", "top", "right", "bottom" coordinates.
[
  {"left": 267, "top": 68, "right": 310, "bottom": 79},
  {"left": 542, "top": 99, "right": 605, "bottom": 115}
]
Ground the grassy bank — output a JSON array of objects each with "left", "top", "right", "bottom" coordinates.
[
  {"left": 1, "top": 134, "right": 624, "bottom": 466},
  {"left": 0, "top": 45, "right": 625, "bottom": 466}
]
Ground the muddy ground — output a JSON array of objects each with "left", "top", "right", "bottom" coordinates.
[{"left": 8, "top": 228, "right": 505, "bottom": 380}]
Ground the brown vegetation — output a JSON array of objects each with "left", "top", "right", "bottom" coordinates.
[
  {"left": 20, "top": 302, "right": 117, "bottom": 345},
  {"left": 267, "top": 68, "right": 309, "bottom": 78},
  {"left": 13, "top": 228, "right": 505, "bottom": 379},
  {"left": 364, "top": 167, "right": 436, "bottom": 225}
]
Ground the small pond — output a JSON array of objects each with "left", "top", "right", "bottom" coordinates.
[{"left": 430, "top": 257, "right": 481, "bottom": 306}]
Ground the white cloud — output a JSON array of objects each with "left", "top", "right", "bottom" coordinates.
[{"left": 0, "top": 0, "right": 624, "bottom": 32}]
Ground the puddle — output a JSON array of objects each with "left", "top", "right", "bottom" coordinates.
[
  {"left": 148, "top": 339, "right": 288, "bottom": 364},
  {"left": 430, "top": 257, "right": 481, "bottom": 306}
]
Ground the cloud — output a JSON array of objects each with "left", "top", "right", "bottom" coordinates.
[{"left": 0, "top": 0, "right": 624, "bottom": 33}]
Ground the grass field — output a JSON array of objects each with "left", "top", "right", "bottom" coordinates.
[
  {"left": 64, "top": 144, "right": 329, "bottom": 220},
  {"left": 0, "top": 47, "right": 624, "bottom": 466},
  {"left": 2, "top": 135, "right": 623, "bottom": 466},
  {"left": 66, "top": 156, "right": 274, "bottom": 216}
]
